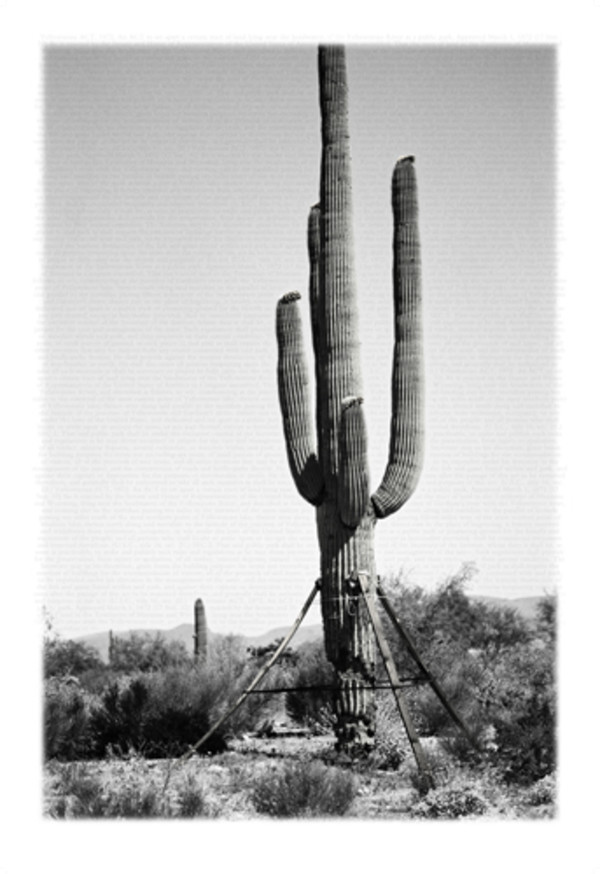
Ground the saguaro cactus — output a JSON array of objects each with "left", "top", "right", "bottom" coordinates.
[
  {"left": 276, "top": 45, "right": 424, "bottom": 753},
  {"left": 193, "top": 598, "right": 208, "bottom": 664}
]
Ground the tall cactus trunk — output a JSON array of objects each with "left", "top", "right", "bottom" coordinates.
[
  {"left": 318, "top": 501, "right": 377, "bottom": 750},
  {"left": 315, "top": 47, "right": 375, "bottom": 750},
  {"left": 276, "top": 45, "right": 424, "bottom": 755},
  {"left": 193, "top": 598, "right": 207, "bottom": 664}
]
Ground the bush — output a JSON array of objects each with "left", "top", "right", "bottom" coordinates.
[
  {"left": 379, "top": 565, "right": 532, "bottom": 676},
  {"left": 520, "top": 773, "right": 556, "bottom": 808},
  {"left": 44, "top": 678, "right": 93, "bottom": 761},
  {"left": 86, "top": 639, "right": 282, "bottom": 759},
  {"left": 44, "top": 632, "right": 282, "bottom": 761},
  {"left": 251, "top": 759, "right": 357, "bottom": 818},
  {"left": 476, "top": 640, "right": 556, "bottom": 784},
  {"left": 408, "top": 655, "right": 486, "bottom": 740},
  {"left": 46, "top": 760, "right": 210, "bottom": 818},
  {"left": 368, "top": 693, "right": 410, "bottom": 771},
  {"left": 43, "top": 623, "right": 327, "bottom": 763},
  {"left": 88, "top": 676, "right": 150, "bottom": 756},
  {"left": 88, "top": 670, "right": 226, "bottom": 759},
  {"left": 109, "top": 632, "right": 191, "bottom": 673},
  {"left": 410, "top": 781, "right": 489, "bottom": 819},
  {"left": 378, "top": 567, "right": 556, "bottom": 786},
  {"left": 177, "top": 773, "right": 210, "bottom": 817},
  {"left": 47, "top": 763, "right": 106, "bottom": 817},
  {"left": 44, "top": 637, "right": 104, "bottom": 680},
  {"left": 139, "top": 667, "right": 226, "bottom": 757}
]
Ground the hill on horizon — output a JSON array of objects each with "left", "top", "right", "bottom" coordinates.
[
  {"left": 75, "top": 594, "right": 547, "bottom": 663},
  {"left": 76, "top": 622, "right": 324, "bottom": 663}
]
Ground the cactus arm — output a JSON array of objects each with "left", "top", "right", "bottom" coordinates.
[
  {"left": 317, "top": 46, "right": 362, "bottom": 485},
  {"left": 276, "top": 292, "right": 324, "bottom": 505},
  {"left": 372, "top": 156, "right": 424, "bottom": 519},
  {"left": 338, "top": 396, "right": 370, "bottom": 527}
]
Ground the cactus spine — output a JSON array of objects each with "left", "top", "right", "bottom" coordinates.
[
  {"left": 276, "top": 45, "right": 423, "bottom": 753},
  {"left": 193, "top": 598, "right": 208, "bottom": 664}
]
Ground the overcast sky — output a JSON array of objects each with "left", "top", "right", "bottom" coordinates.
[{"left": 43, "top": 44, "right": 557, "bottom": 639}]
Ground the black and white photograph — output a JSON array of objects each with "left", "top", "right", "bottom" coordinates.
[{"left": 3, "top": 2, "right": 599, "bottom": 871}]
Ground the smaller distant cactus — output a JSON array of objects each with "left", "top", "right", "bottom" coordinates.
[{"left": 193, "top": 598, "right": 208, "bottom": 664}]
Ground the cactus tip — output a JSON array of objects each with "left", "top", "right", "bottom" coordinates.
[
  {"left": 342, "top": 395, "right": 364, "bottom": 410},
  {"left": 397, "top": 155, "right": 415, "bottom": 165},
  {"left": 280, "top": 291, "right": 302, "bottom": 304}
]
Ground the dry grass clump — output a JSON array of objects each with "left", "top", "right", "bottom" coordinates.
[
  {"left": 250, "top": 757, "right": 357, "bottom": 818},
  {"left": 45, "top": 758, "right": 210, "bottom": 818}
]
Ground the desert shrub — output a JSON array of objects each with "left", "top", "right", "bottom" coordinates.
[
  {"left": 109, "top": 631, "right": 191, "bottom": 673},
  {"left": 176, "top": 772, "right": 210, "bottom": 817},
  {"left": 368, "top": 693, "right": 410, "bottom": 771},
  {"left": 379, "top": 565, "right": 532, "bottom": 677},
  {"left": 88, "top": 676, "right": 150, "bottom": 757},
  {"left": 285, "top": 640, "right": 336, "bottom": 729},
  {"left": 410, "top": 781, "right": 489, "bottom": 819},
  {"left": 48, "top": 638, "right": 276, "bottom": 761},
  {"left": 44, "top": 637, "right": 104, "bottom": 680},
  {"left": 101, "top": 782, "right": 165, "bottom": 818},
  {"left": 520, "top": 773, "right": 556, "bottom": 808},
  {"left": 76, "top": 665, "right": 117, "bottom": 696},
  {"left": 46, "top": 760, "right": 210, "bottom": 818},
  {"left": 137, "top": 667, "right": 226, "bottom": 757},
  {"left": 408, "top": 655, "right": 486, "bottom": 740},
  {"left": 47, "top": 763, "right": 106, "bottom": 817},
  {"left": 378, "top": 567, "right": 556, "bottom": 786},
  {"left": 42, "top": 611, "right": 104, "bottom": 680},
  {"left": 475, "top": 640, "right": 556, "bottom": 785},
  {"left": 251, "top": 758, "right": 357, "bottom": 818},
  {"left": 88, "top": 669, "right": 226, "bottom": 758},
  {"left": 44, "top": 678, "right": 94, "bottom": 761},
  {"left": 86, "top": 640, "right": 280, "bottom": 759}
]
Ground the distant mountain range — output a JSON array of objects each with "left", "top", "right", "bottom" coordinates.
[
  {"left": 471, "top": 595, "right": 544, "bottom": 621},
  {"left": 76, "top": 594, "right": 546, "bottom": 663}
]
